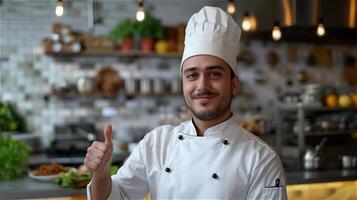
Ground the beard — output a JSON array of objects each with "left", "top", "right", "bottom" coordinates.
[{"left": 185, "top": 90, "right": 232, "bottom": 121}]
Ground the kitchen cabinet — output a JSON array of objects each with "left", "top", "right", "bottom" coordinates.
[{"left": 276, "top": 103, "right": 357, "bottom": 166}]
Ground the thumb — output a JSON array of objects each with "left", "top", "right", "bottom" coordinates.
[{"left": 103, "top": 123, "right": 113, "bottom": 146}]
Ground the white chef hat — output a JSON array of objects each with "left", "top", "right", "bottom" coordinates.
[{"left": 180, "top": 6, "right": 241, "bottom": 72}]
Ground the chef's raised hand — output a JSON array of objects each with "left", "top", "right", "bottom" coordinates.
[{"left": 84, "top": 123, "right": 113, "bottom": 176}]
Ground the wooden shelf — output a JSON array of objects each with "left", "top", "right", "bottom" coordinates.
[
  {"left": 45, "top": 92, "right": 116, "bottom": 99},
  {"left": 44, "top": 91, "right": 181, "bottom": 100},
  {"left": 124, "top": 92, "right": 182, "bottom": 98},
  {"left": 278, "top": 103, "right": 357, "bottom": 113},
  {"left": 287, "top": 130, "right": 356, "bottom": 137},
  {"left": 46, "top": 49, "right": 182, "bottom": 59},
  {"left": 304, "top": 130, "right": 355, "bottom": 137}
]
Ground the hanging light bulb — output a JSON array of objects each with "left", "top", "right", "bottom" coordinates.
[
  {"left": 272, "top": 21, "right": 282, "bottom": 41},
  {"left": 55, "top": 0, "right": 64, "bottom": 17},
  {"left": 136, "top": 0, "right": 145, "bottom": 22},
  {"left": 227, "top": 0, "right": 236, "bottom": 14},
  {"left": 316, "top": 18, "right": 326, "bottom": 37},
  {"left": 250, "top": 15, "right": 257, "bottom": 31},
  {"left": 242, "top": 12, "right": 252, "bottom": 32}
]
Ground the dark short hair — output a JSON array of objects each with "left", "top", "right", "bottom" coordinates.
[{"left": 230, "top": 68, "right": 236, "bottom": 79}]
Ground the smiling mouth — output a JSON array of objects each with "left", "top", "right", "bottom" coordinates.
[
  {"left": 192, "top": 90, "right": 218, "bottom": 100},
  {"left": 194, "top": 95, "right": 216, "bottom": 99}
]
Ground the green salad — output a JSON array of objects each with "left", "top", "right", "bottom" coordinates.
[{"left": 54, "top": 165, "right": 119, "bottom": 188}]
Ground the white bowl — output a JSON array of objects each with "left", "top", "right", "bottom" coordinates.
[{"left": 28, "top": 171, "right": 60, "bottom": 182}]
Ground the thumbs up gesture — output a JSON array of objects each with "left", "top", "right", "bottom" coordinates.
[{"left": 84, "top": 124, "right": 113, "bottom": 176}]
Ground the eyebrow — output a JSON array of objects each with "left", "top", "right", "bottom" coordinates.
[
  {"left": 183, "top": 65, "right": 225, "bottom": 74},
  {"left": 206, "top": 65, "right": 225, "bottom": 71}
]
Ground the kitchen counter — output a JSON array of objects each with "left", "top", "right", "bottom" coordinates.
[
  {"left": 1, "top": 169, "right": 356, "bottom": 199},
  {"left": 287, "top": 169, "right": 357, "bottom": 185},
  {"left": 29, "top": 152, "right": 129, "bottom": 167},
  {"left": 0, "top": 152, "right": 128, "bottom": 199},
  {"left": 0, "top": 176, "right": 86, "bottom": 199}
]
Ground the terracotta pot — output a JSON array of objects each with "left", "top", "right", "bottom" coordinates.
[
  {"left": 141, "top": 37, "right": 155, "bottom": 53},
  {"left": 121, "top": 38, "right": 134, "bottom": 52}
]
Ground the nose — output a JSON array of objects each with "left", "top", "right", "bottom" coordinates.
[{"left": 197, "top": 74, "right": 211, "bottom": 91}]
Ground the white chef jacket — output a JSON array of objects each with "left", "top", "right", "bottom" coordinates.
[{"left": 87, "top": 115, "right": 288, "bottom": 199}]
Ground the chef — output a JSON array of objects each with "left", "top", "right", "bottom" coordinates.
[{"left": 85, "top": 6, "right": 288, "bottom": 200}]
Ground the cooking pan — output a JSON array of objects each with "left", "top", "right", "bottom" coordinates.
[{"left": 339, "top": 155, "right": 357, "bottom": 169}]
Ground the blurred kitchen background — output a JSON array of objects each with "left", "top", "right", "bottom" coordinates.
[{"left": 1, "top": 0, "right": 357, "bottom": 199}]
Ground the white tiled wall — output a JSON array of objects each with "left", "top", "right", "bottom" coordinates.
[
  {"left": 1, "top": 0, "right": 215, "bottom": 147},
  {"left": 1, "top": 0, "right": 356, "bottom": 148}
]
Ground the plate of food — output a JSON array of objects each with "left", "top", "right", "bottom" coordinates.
[{"left": 28, "top": 163, "right": 69, "bottom": 182}]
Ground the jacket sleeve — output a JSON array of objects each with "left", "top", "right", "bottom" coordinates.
[
  {"left": 245, "top": 153, "right": 288, "bottom": 200},
  {"left": 87, "top": 135, "right": 150, "bottom": 200}
]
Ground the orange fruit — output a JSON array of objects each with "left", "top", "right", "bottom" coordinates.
[
  {"left": 325, "top": 94, "right": 338, "bottom": 108},
  {"left": 351, "top": 94, "right": 357, "bottom": 107}
]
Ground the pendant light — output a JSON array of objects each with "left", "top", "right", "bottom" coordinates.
[
  {"left": 272, "top": 21, "right": 282, "bottom": 41},
  {"left": 55, "top": 0, "right": 64, "bottom": 17},
  {"left": 227, "top": 0, "right": 235, "bottom": 15},
  {"left": 242, "top": 12, "right": 252, "bottom": 32},
  {"left": 316, "top": 18, "right": 326, "bottom": 37},
  {"left": 136, "top": 0, "right": 145, "bottom": 22}
]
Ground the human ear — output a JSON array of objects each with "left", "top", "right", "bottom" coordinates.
[{"left": 232, "top": 75, "right": 240, "bottom": 96}]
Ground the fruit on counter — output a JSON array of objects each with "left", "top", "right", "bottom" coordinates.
[
  {"left": 0, "top": 135, "right": 31, "bottom": 181},
  {"left": 155, "top": 40, "right": 169, "bottom": 54},
  {"left": 325, "top": 94, "right": 338, "bottom": 108},
  {"left": 338, "top": 95, "right": 352, "bottom": 107}
]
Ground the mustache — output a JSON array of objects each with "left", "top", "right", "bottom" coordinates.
[{"left": 192, "top": 90, "right": 218, "bottom": 98}]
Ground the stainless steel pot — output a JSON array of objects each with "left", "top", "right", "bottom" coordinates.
[
  {"left": 302, "top": 138, "right": 327, "bottom": 170},
  {"left": 340, "top": 155, "right": 357, "bottom": 169},
  {"left": 303, "top": 149, "right": 322, "bottom": 170}
]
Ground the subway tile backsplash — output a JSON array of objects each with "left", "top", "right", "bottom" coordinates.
[{"left": 1, "top": 0, "right": 356, "bottom": 149}]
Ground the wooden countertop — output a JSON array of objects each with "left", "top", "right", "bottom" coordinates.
[{"left": 1, "top": 169, "right": 356, "bottom": 199}]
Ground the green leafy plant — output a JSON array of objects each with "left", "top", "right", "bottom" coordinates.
[
  {"left": 109, "top": 19, "right": 137, "bottom": 44},
  {"left": 0, "top": 135, "right": 31, "bottom": 181},
  {"left": 137, "top": 13, "right": 164, "bottom": 40},
  {"left": 0, "top": 102, "right": 27, "bottom": 132}
]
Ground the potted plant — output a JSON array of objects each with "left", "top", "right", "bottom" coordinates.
[
  {"left": 0, "top": 135, "right": 31, "bottom": 181},
  {"left": 0, "top": 102, "right": 26, "bottom": 133},
  {"left": 109, "top": 19, "right": 136, "bottom": 52},
  {"left": 137, "top": 13, "right": 164, "bottom": 52}
]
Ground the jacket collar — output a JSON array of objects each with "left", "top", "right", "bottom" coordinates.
[{"left": 179, "top": 113, "right": 237, "bottom": 137}]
